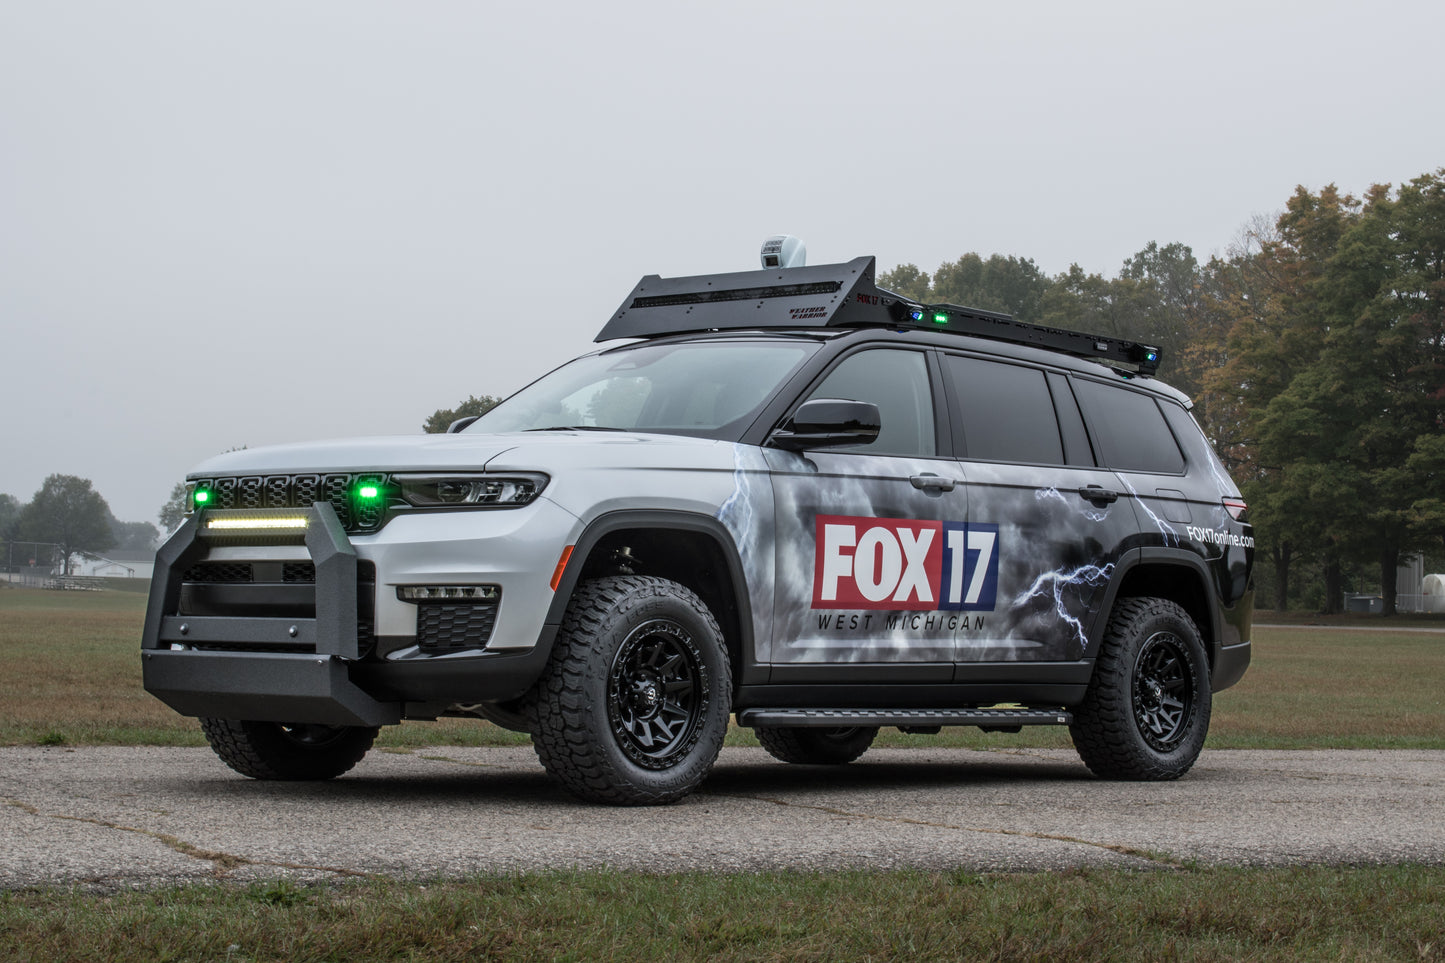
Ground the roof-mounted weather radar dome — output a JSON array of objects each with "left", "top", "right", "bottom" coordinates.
[{"left": 761, "top": 235, "right": 806, "bottom": 268}]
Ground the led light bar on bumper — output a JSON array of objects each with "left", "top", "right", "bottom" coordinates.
[
  {"left": 392, "top": 473, "right": 548, "bottom": 508},
  {"left": 197, "top": 508, "right": 311, "bottom": 541}
]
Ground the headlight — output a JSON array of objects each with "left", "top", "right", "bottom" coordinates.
[{"left": 392, "top": 473, "right": 548, "bottom": 508}]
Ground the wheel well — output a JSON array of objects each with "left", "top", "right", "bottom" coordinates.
[
  {"left": 571, "top": 527, "right": 745, "bottom": 679},
  {"left": 1113, "top": 564, "right": 1214, "bottom": 660}
]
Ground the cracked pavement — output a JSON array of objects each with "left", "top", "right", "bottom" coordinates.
[{"left": 2, "top": 746, "right": 1441, "bottom": 890}]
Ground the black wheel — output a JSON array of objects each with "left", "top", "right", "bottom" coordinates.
[
  {"left": 527, "top": 576, "right": 731, "bottom": 805},
  {"left": 1069, "top": 597, "right": 1211, "bottom": 780},
  {"left": 199, "top": 718, "right": 378, "bottom": 780},
  {"left": 754, "top": 725, "right": 878, "bottom": 765}
]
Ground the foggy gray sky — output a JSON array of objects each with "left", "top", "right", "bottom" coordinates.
[{"left": 3, "top": 0, "right": 1442, "bottom": 526}]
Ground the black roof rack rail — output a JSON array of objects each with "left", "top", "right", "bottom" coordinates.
[
  {"left": 596, "top": 256, "right": 1161, "bottom": 376},
  {"left": 892, "top": 300, "right": 1162, "bottom": 376}
]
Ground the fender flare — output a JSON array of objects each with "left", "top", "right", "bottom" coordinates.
[
  {"left": 542, "top": 509, "right": 756, "bottom": 672},
  {"left": 1093, "top": 546, "right": 1221, "bottom": 663}
]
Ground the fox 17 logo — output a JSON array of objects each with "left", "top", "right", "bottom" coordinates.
[{"left": 812, "top": 515, "right": 999, "bottom": 611}]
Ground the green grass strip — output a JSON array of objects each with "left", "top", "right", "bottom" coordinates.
[{"left": 1, "top": 866, "right": 1442, "bottom": 962}]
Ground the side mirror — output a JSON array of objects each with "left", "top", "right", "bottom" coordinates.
[
  {"left": 769, "top": 398, "right": 881, "bottom": 451},
  {"left": 447, "top": 415, "right": 480, "bottom": 433}
]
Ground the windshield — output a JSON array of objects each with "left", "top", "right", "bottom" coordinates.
[{"left": 468, "top": 340, "right": 819, "bottom": 439}]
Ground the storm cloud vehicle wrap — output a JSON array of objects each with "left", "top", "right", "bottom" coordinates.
[{"left": 717, "top": 446, "right": 1250, "bottom": 669}]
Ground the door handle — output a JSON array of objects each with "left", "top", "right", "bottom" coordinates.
[
  {"left": 1078, "top": 485, "right": 1119, "bottom": 504},
  {"left": 910, "top": 474, "right": 956, "bottom": 492}
]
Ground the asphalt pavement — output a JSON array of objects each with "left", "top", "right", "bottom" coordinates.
[{"left": 2, "top": 746, "right": 1441, "bottom": 891}]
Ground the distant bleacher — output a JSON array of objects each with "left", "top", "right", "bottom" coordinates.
[{"left": 47, "top": 575, "right": 108, "bottom": 591}]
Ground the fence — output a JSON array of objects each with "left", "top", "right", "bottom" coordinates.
[{"left": 2, "top": 566, "right": 123, "bottom": 589}]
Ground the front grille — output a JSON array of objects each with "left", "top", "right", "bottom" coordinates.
[
  {"left": 191, "top": 473, "right": 389, "bottom": 535},
  {"left": 416, "top": 602, "right": 499, "bottom": 650}
]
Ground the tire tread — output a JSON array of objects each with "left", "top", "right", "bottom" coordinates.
[
  {"left": 1069, "top": 596, "right": 1210, "bottom": 781},
  {"left": 528, "top": 576, "right": 731, "bottom": 805},
  {"left": 199, "top": 718, "right": 377, "bottom": 781}
]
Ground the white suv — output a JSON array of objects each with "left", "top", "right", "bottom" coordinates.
[{"left": 143, "top": 252, "right": 1254, "bottom": 804}]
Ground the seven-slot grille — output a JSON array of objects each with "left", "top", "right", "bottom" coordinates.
[{"left": 193, "top": 473, "right": 388, "bottom": 533}]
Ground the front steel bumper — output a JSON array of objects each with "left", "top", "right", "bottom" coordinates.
[
  {"left": 141, "top": 504, "right": 403, "bottom": 726},
  {"left": 141, "top": 503, "right": 559, "bottom": 726}
]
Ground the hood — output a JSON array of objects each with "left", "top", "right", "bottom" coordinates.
[{"left": 187, "top": 431, "right": 731, "bottom": 477}]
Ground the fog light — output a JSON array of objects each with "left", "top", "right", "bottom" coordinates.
[{"left": 397, "top": 585, "right": 500, "bottom": 602}]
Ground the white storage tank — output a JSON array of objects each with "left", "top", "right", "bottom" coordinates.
[{"left": 1423, "top": 574, "right": 1445, "bottom": 613}]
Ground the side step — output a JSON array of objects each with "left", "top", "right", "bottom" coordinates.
[{"left": 736, "top": 707, "right": 1072, "bottom": 728}]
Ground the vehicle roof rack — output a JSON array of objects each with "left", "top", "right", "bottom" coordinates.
[{"left": 596, "top": 256, "right": 1161, "bottom": 376}]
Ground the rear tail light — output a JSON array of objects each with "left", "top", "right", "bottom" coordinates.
[{"left": 1223, "top": 497, "right": 1248, "bottom": 522}]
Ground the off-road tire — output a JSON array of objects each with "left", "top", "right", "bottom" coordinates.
[
  {"left": 527, "top": 576, "right": 731, "bottom": 805},
  {"left": 199, "top": 718, "right": 378, "bottom": 780},
  {"left": 1069, "top": 597, "right": 1211, "bottom": 780},
  {"left": 754, "top": 725, "right": 879, "bottom": 765}
]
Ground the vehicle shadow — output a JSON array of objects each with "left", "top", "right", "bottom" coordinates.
[{"left": 163, "top": 748, "right": 1096, "bottom": 811}]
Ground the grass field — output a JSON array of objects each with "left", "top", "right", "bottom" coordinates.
[{"left": 2, "top": 587, "right": 1441, "bottom": 749}]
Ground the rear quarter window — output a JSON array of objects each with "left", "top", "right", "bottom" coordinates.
[{"left": 1072, "top": 378, "right": 1184, "bottom": 474}]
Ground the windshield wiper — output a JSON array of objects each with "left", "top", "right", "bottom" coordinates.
[{"left": 524, "top": 425, "right": 629, "bottom": 432}]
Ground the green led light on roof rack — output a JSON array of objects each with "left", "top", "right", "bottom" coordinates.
[{"left": 932, "top": 312, "right": 949, "bottom": 325}]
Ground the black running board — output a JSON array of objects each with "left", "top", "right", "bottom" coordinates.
[{"left": 736, "top": 707, "right": 1071, "bottom": 728}]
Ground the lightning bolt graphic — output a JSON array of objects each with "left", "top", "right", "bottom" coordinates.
[
  {"left": 716, "top": 444, "right": 759, "bottom": 539},
  {"left": 1034, "top": 486, "right": 1112, "bottom": 523},
  {"left": 1115, "top": 475, "right": 1181, "bottom": 547},
  {"left": 1012, "top": 561, "right": 1115, "bottom": 652}
]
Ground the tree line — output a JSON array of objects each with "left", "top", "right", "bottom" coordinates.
[
  {"left": 0, "top": 475, "right": 158, "bottom": 575},
  {"left": 425, "top": 168, "right": 1443, "bottom": 614},
  {"left": 878, "top": 169, "right": 1445, "bottom": 614}
]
